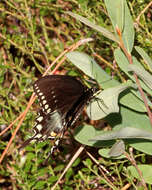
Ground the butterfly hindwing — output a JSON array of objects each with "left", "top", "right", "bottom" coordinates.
[{"left": 33, "top": 109, "right": 64, "bottom": 140}]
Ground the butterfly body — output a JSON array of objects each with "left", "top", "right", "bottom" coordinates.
[{"left": 21, "top": 75, "right": 99, "bottom": 150}]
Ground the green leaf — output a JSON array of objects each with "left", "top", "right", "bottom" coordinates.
[
  {"left": 122, "top": 0, "right": 134, "bottom": 53},
  {"left": 48, "top": 176, "right": 58, "bottom": 183},
  {"left": 65, "top": 168, "right": 73, "bottom": 181},
  {"left": 36, "top": 168, "right": 49, "bottom": 177},
  {"left": 74, "top": 124, "right": 114, "bottom": 147},
  {"left": 106, "top": 106, "right": 152, "bottom": 155},
  {"left": 34, "top": 181, "right": 46, "bottom": 189},
  {"left": 67, "top": 51, "right": 147, "bottom": 112},
  {"left": 105, "top": 0, "right": 124, "bottom": 32},
  {"left": 114, "top": 48, "right": 152, "bottom": 97},
  {"left": 72, "top": 158, "right": 81, "bottom": 167},
  {"left": 105, "top": 0, "right": 134, "bottom": 52},
  {"left": 90, "top": 127, "right": 152, "bottom": 141},
  {"left": 66, "top": 51, "right": 114, "bottom": 85},
  {"left": 26, "top": 152, "right": 36, "bottom": 161},
  {"left": 66, "top": 11, "right": 118, "bottom": 43},
  {"left": 108, "top": 140, "right": 125, "bottom": 157},
  {"left": 127, "top": 165, "right": 152, "bottom": 184},
  {"left": 128, "top": 64, "right": 152, "bottom": 90},
  {"left": 87, "top": 82, "right": 133, "bottom": 120},
  {"left": 135, "top": 46, "right": 152, "bottom": 71},
  {"left": 119, "top": 89, "right": 147, "bottom": 112},
  {"left": 99, "top": 148, "right": 126, "bottom": 159}
]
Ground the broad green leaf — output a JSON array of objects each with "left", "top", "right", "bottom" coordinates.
[
  {"left": 26, "top": 152, "right": 36, "bottom": 161},
  {"left": 128, "top": 64, "right": 152, "bottom": 90},
  {"left": 127, "top": 165, "right": 152, "bottom": 184},
  {"left": 99, "top": 148, "right": 126, "bottom": 159},
  {"left": 108, "top": 140, "right": 125, "bottom": 157},
  {"left": 74, "top": 124, "right": 114, "bottom": 147},
  {"left": 106, "top": 106, "right": 152, "bottom": 155},
  {"left": 75, "top": 106, "right": 152, "bottom": 155},
  {"left": 119, "top": 89, "right": 146, "bottom": 112},
  {"left": 135, "top": 46, "right": 152, "bottom": 71},
  {"left": 122, "top": 0, "right": 134, "bottom": 53},
  {"left": 106, "top": 106, "right": 152, "bottom": 131},
  {"left": 114, "top": 48, "right": 152, "bottom": 96},
  {"left": 87, "top": 82, "right": 133, "bottom": 120},
  {"left": 66, "top": 51, "right": 117, "bottom": 87},
  {"left": 90, "top": 127, "right": 152, "bottom": 141},
  {"left": 66, "top": 11, "right": 118, "bottom": 43},
  {"left": 48, "top": 176, "right": 58, "bottom": 183},
  {"left": 105, "top": 0, "right": 134, "bottom": 52},
  {"left": 67, "top": 51, "right": 147, "bottom": 112},
  {"left": 105, "top": 0, "right": 124, "bottom": 32}
]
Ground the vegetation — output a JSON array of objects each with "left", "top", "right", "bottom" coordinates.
[{"left": 0, "top": 0, "right": 152, "bottom": 189}]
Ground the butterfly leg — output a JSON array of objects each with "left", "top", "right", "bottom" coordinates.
[{"left": 94, "top": 97, "right": 108, "bottom": 113}]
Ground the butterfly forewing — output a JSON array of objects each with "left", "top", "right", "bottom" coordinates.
[{"left": 33, "top": 75, "right": 86, "bottom": 116}]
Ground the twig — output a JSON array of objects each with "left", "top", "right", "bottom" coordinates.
[
  {"left": 0, "top": 94, "right": 36, "bottom": 164},
  {"left": 124, "top": 148, "right": 147, "bottom": 190},
  {"left": 136, "top": 2, "right": 152, "bottom": 24},
  {"left": 116, "top": 27, "right": 152, "bottom": 126},
  {"left": 51, "top": 145, "right": 85, "bottom": 190},
  {"left": 86, "top": 151, "right": 117, "bottom": 187}
]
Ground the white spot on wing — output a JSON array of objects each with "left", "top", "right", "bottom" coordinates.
[
  {"left": 36, "top": 124, "right": 42, "bottom": 131},
  {"left": 41, "top": 96, "right": 45, "bottom": 100},
  {"left": 31, "top": 139, "right": 37, "bottom": 143},
  {"left": 55, "top": 139, "right": 60, "bottom": 146},
  {"left": 47, "top": 108, "right": 51, "bottom": 113},
  {"left": 43, "top": 100, "right": 47, "bottom": 105},
  {"left": 37, "top": 116, "right": 43, "bottom": 122},
  {"left": 34, "top": 84, "right": 38, "bottom": 89},
  {"left": 39, "top": 92, "right": 43, "bottom": 96},
  {"left": 43, "top": 135, "right": 47, "bottom": 140},
  {"left": 35, "top": 134, "right": 42, "bottom": 138},
  {"left": 45, "top": 104, "right": 49, "bottom": 109},
  {"left": 33, "top": 129, "right": 37, "bottom": 136}
]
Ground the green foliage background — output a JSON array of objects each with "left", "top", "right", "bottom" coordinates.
[{"left": 0, "top": 0, "right": 152, "bottom": 189}]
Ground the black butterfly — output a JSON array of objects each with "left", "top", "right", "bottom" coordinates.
[{"left": 21, "top": 75, "right": 99, "bottom": 152}]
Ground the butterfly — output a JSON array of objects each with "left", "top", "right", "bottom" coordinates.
[{"left": 21, "top": 75, "right": 99, "bottom": 152}]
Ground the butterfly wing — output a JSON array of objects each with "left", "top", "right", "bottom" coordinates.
[
  {"left": 33, "top": 75, "right": 86, "bottom": 116},
  {"left": 20, "top": 75, "right": 96, "bottom": 150},
  {"left": 24, "top": 75, "right": 86, "bottom": 144},
  {"left": 20, "top": 110, "right": 63, "bottom": 150},
  {"left": 66, "top": 87, "right": 98, "bottom": 127}
]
